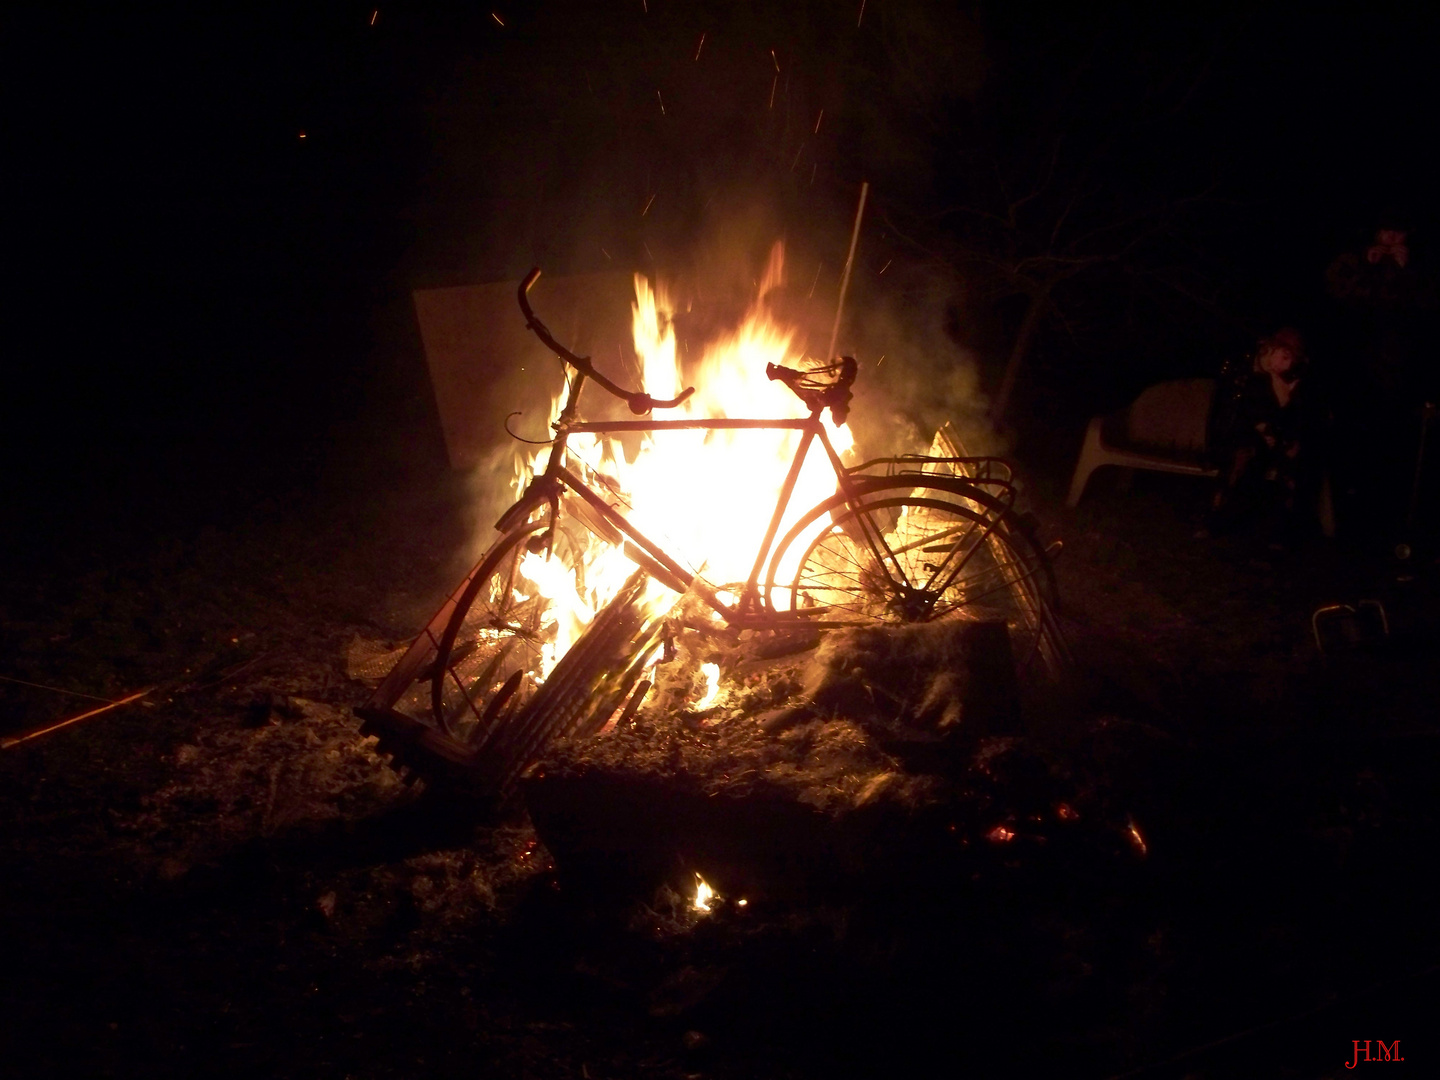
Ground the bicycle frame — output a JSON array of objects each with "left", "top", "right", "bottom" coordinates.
[
  {"left": 498, "top": 358, "right": 1033, "bottom": 634},
  {"left": 501, "top": 371, "right": 886, "bottom": 629},
  {"left": 355, "top": 271, "right": 1061, "bottom": 779}
]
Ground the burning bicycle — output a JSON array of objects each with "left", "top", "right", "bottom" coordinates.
[{"left": 359, "top": 258, "right": 1062, "bottom": 794}]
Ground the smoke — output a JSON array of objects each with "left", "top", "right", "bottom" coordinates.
[
  {"left": 842, "top": 256, "right": 1004, "bottom": 464},
  {"left": 602, "top": 185, "right": 1002, "bottom": 468},
  {"left": 404, "top": 1, "right": 1003, "bottom": 566},
  {"left": 456, "top": 441, "right": 529, "bottom": 561}
]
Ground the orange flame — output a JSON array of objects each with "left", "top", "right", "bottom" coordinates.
[
  {"left": 693, "top": 872, "right": 716, "bottom": 913},
  {"left": 512, "top": 243, "right": 853, "bottom": 675}
]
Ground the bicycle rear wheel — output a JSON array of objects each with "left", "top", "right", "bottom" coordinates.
[{"left": 768, "top": 482, "right": 1056, "bottom": 667}]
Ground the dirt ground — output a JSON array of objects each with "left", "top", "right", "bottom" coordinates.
[{"left": 3, "top": 460, "right": 1437, "bottom": 1079}]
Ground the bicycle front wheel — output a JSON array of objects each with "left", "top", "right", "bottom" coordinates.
[{"left": 429, "top": 520, "right": 588, "bottom": 745}]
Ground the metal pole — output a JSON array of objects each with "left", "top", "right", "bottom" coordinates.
[
  {"left": 1, "top": 688, "right": 151, "bottom": 750},
  {"left": 826, "top": 181, "right": 870, "bottom": 361}
]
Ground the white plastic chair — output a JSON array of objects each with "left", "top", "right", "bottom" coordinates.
[{"left": 1066, "top": 379, "right": 1219, "bottom": 507}]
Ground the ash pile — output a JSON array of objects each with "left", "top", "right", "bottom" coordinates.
[
  {"left": 524, "top": 596, "right": 1062, "bottom": 903},
  {"left": 507, "top": 600, "right": 1170, "bottom": 1074},
  {"left": 356, "top": 583, "right": 1142, "bottom": 918},
  {"left": 358, "top": 578, "right": 1172, "bottom": 1070}
]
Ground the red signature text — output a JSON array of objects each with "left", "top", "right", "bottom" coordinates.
[{"left": 1347, "top": 1040, "right": 1403, "bottom": 1068}]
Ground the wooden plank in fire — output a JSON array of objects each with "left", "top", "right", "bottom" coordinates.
[{"left": 478, "top": 568, "right": 663, "bottom": 798}]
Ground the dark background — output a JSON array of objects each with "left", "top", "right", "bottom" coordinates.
[
  {"left": 5, "top": 0, "right": 1439, "bottom": 513},
  {"left": 4, "top": 7, "right": 1440, "bottom": 1076}
]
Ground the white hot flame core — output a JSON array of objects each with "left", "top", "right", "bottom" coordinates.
[
  {"left": 511, "top": 242, "right": 855, "bottom": 671},
  {"left": 695, "top": 662, "right": 721, "bottom": 710},
  {"left": 693, "top": 873, "right": 716, "bottom": 913}
]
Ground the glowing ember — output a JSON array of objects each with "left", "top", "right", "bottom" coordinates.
[
  {"left": 986, "top": 824, "right": 1015, "bottom": 843},
  {"left": 695, "top": 662, "right": 721, "bottom": 709},
  {"left": 693, "top": 873, "right": 716, "bottom": 913},
  {"left": 1126, "top": 816, "right": 1148, "bottom": 857}
]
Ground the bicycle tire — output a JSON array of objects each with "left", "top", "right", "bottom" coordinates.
[{"left": 764, "top": 478, "right": 1056, "bottom": 662}]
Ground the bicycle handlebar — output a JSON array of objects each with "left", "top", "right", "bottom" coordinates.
[{"left": 519, "top": 268, "right": 696, "bottom": 415}]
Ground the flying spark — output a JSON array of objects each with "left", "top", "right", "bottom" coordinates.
[
  {"left": 808, "top": 262, "right": 822, "bottom": 299},
  {"left": 641, "top": 192, "right": 656, "bottom": 216},
  {"left": 770, "top": 48, "right": 779, "bottom": 71},
  {"left": 768, "top": 75, "right": 777, "bottom": 110},
  {"left": 791, "top": 142, "right": 804, "bottom": 170},
  {"left": 858, "top": 0, "right": 867, "bottom": 28},
  {"left": 814, "top": 109, "right": 823, "bottom": 134},
  {"left": 694, "top": 32, "right": 706, "bottom": 61},
  {"left": 656, "top": 89, "right": 665, "bottom": 115},
  {"left": 298, "top": 130, "right": 307, "bottom": 139},
  {"left": 600, "top": 247, "right": 611, "bottom": 261},
  {"left": 369, "top": 9, "right": 378, "bottom": 25},
  {"left": 491, "top": 12, "right": 504, "bottom": 26},
  {"left": 878, "top": 258, "right": 892, "bottom": 275},
  {"left": 876, "top": 354, "right": 886, "bottom": 367},
  {"left": 1127, "top": 816, "right": 1148, "bottom": 857}
]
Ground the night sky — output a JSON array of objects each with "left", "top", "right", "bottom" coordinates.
[{"left": 7, "top": 2, "right": 1439, "bottom": 512}]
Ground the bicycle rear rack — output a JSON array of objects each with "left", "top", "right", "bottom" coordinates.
[{"left": 848, "top": 454, "right": 1014, "bottom": 485}]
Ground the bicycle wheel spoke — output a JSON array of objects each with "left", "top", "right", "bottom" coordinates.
[
  {"left": 786, "top": 494, "right": 1053, "bottom": 649},
  {"left": 432, "top": 523, "right": 593, "bottom": 743}
]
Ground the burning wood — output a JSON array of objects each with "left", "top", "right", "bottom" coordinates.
[
  {"left": 359, "top": 250, "right": 1065, "bottom": 809},
  {"left": 521, "top": 608, "right": 1028, "bottom": 902}
]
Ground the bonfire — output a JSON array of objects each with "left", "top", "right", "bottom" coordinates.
[{"left": 358, "top": 243, "right": 1062, "bottom": 804}]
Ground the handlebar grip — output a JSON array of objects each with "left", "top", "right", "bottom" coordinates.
[{"left": 518, "top": 268, "right": 695, "bottom": 413}]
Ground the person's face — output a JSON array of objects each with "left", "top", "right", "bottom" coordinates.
[{"left": 1261, "top": 347, "right": 1296, "bottom": 376}]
